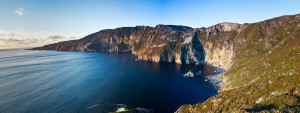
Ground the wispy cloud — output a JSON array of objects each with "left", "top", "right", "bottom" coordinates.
[
  {"left": 13, "top": 8, "right": 28, "bottom": 16},
  {"left": 48, "top": 35, "right": 64, "bottom": 40},
  {"left": 0, "top": 29, "right": 79, "bottom": 50}
]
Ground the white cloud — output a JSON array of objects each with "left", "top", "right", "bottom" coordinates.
[
  {"left": 0, "top": 29, "right": 80, "bottom": 50},
  {"left": 13, "top": 8, "right": 28, "bottom": 16}
]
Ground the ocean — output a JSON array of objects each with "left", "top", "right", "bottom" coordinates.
[{"left": 0, "top": 50, "right": 218, "bottom": 113}]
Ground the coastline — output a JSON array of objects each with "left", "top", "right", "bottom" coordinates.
[
  {"left": 29, "top": 49, "right": 227, "bottom": 111},
  {"left": 204, "top": 65, "right": 226, "bottom": 92}
]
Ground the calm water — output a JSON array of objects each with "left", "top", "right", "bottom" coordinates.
[{"left": 0, "top": 50, "right": 218, "bottom": 113}]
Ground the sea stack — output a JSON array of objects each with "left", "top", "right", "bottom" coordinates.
[{"left": 183, "top": 70, "right": 194, "bottom": 77}]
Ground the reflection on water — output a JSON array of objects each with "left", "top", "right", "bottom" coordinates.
[{"left": 0, "top": 50, "right": 218, "bottom": 113}]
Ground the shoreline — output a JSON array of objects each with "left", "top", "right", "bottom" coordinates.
[{"left": 204, "top": 65, "right": 226, "bottom": 92}]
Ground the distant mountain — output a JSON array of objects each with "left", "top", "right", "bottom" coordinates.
[{"left": 33, "top": 13, "right": 300, "bottom": 112}]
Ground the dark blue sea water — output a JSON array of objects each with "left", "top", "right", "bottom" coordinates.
[{"left": 0, "top": 50, "right": 218, "bottom": 113}]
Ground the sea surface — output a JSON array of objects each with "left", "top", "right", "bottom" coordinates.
[{"left": 0, "top": 50, "right": 218, "bottom": 113}]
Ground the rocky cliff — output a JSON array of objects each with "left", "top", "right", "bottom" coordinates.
[
  {"left": 33, "top": 14, "right": 300, "bottom": 112},
  {"left": 33, "top": 23, "right": 247, "bottom": 69}
]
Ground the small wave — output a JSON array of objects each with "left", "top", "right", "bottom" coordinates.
[{"left": 87, "top": 104, "right": 101, "bottom": 109}]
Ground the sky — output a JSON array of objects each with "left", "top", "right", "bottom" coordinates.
[{"left": 0, "top": 0, "right": 300, "bottom": 50}]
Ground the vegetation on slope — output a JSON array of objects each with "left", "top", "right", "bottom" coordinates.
[{"left": 177, "top": 14, "right": 300, "bottom": 112}]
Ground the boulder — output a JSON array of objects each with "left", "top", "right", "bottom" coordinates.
[{"left": 195, "top": 70, "right": 202, "bottom": 76}]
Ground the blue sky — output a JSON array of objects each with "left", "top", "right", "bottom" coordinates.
[{"left": 0, "top": 0, "right": 300, "bottom": 49}]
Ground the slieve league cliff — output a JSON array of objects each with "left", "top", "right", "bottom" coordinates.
[{"left": 33, "top": 14, "right": 300, "bottom": 112}]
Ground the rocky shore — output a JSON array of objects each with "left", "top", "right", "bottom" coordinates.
[{"left": 205, "top": 67, "right": 226, "bottom": 91}]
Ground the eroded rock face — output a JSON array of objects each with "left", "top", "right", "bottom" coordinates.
[
  {"left": 202, "top": 42, "right": 235, "bottom": 69},
  {"left": 192, "top": 23, "right": 248, "bottom": 69},
  {"left": 32, "top": 23, "right": 247, "bottom": 69}
]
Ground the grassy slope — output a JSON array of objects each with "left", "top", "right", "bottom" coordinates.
[{"left": 177, "top": 14, "right": 300, "bottom": 112}]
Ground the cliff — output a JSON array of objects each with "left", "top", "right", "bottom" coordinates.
[
  {"left": 32, "top": 14, "right": 300, "bottom": 112},
  {"left": 176, "top": 14, "right": 300, "bottom": 112},
  {"left": 33, "top": 25, "right": 204, "bottom": 64},
  {"left": 32, "top": 23, "right": 245, "bottom": 69}
]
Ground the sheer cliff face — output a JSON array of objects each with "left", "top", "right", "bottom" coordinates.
[
  {"left": 33, "top": 24, "right": 247, "bottom": 69},
  {"left": 194, "top": 23, "right": 248, "bottom": 69}
]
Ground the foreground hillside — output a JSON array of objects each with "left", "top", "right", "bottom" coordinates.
[
  {"left": 177, "top": 14, "right": 300, "bottom": 112},
  {"left": 33, "top": 14, "right": 300, "bottom": 112}
]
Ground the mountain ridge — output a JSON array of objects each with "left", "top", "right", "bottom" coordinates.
[{"left": 32, "top": 22, "right": 246, "bottom": 69}]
